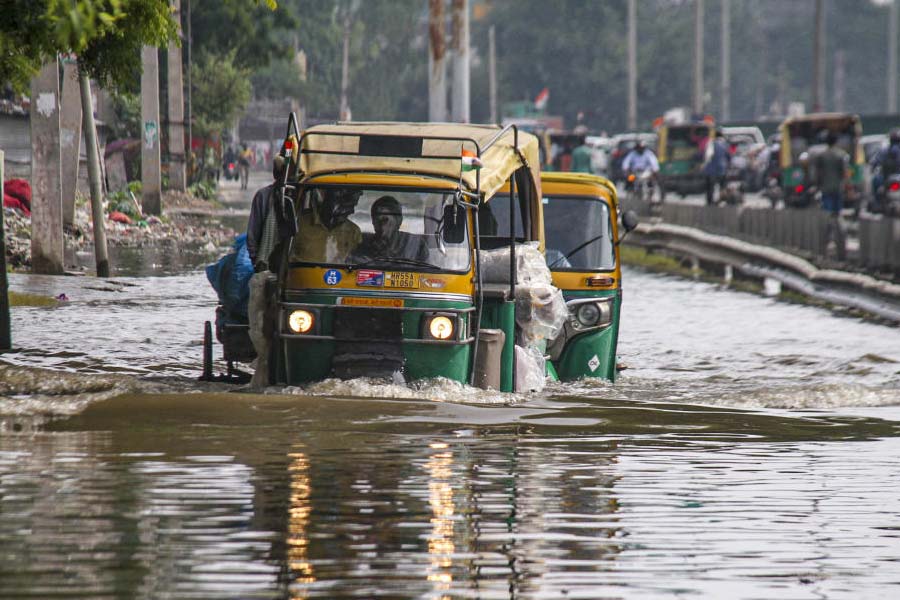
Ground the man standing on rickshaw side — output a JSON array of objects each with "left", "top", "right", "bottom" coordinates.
[
  {"left": 814, "top": 131, "right": 849, "bottom": 261},
  {"left": 245, "top": 151, "right": 296, "bottom": 387},
  {"left": 703, "top": 129, "right": 730, "bottom": 205}
]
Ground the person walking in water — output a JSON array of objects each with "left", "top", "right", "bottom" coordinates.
[
  {"left": 238, "top": 143, "right": 253, "bottom": 190},
  {"left": 813, "top": 131, "right": 849, "bottom": 261}
]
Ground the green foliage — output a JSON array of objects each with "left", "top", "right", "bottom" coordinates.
[
  {"left": 107, "top": 91, "right": 141, "bottom": 139},
  {"left": 189, "top": 179, "right": 217, "bottom": 201},
  {"left": 192, "top": 49, "right": 252, "bottom": 138}
]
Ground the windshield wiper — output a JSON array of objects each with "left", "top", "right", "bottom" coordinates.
[
  {"left": 550, "top": 233, "right": 607, "bottom": 267},
  {"left": 347, "top": 256, "right": 441, "bottom": 271}
]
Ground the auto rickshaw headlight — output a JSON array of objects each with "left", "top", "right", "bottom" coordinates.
[
  {"left": 576, "top": 303, "right": 601, "bottom": 327},
  {"left": 423, "top": 313, "right": 456, "bottom": 341},
  {"left": 288, "top": 309, "right": 315, "bottom": 334}
]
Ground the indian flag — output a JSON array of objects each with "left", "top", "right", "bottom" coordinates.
[{"left": 461, "top": 149, "right": 483, "bottom": 172}]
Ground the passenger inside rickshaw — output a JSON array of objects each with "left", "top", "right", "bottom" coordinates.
[{"left": 290, "top": 186, "right": 470, "bottom": 271}]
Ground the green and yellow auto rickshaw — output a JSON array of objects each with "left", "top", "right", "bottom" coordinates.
[
  {"left": 247, "top": 119, "right": 547, "bottom": 392},
  {"left": 656, "top": 118, "right": 715, "bottom": 199},
  {"left": 538, "top": 172, "right": 636, "bottom": 381},
  {"left": 778, "top": 112, "right": 865, "bottom": 211}
]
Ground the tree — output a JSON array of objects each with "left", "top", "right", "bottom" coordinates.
[{"left": 192, "top": 50, "right": 252, "bottom": 139}]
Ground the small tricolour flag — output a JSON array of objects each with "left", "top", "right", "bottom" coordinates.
[
  {"left": 534, "top": 87, "right": 549, "bottom": 111},
  {"left": 461, "top": 149, "right": 483, "bottom": 171}
]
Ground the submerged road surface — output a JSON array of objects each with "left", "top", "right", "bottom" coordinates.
[{"left": 2, "top": 262, "right": 899, "bottom": 598}]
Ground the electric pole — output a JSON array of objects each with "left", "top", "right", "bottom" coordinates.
[
  {"left": 721, "top": 0, "right": 731, "bottom": 122},
  {"left": 628, "top": 0, "right": 637, "bottom": 130},
  {"left": 451, "top": 0, "right": 470, "bottom": 123},
  {"left": 812, "top": 0, "right": 825, "bottom": 112},
  {"left": 141, "top": 46, "right": 162, "bottom": 215},
  {"left": 889, "top": 0, "right": 898, "bottom": 113},
  {"left": 488, "top": 25, "right": 497, "bottom": 124},
  {"left": 167, "top": 0, "right": 186, "bottom": 191},
  {"left": 428, "top": 0, "right": 447, "bottom": 122},
  {"left": 693, "top": 0, "right": 704, "bottom": 115}
]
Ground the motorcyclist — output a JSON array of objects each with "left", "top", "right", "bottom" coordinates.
[
  {"left": 870, "top": 129, "right": 900, "bottom": 211},
  {"left": 621, "top": 141, "right": 659, "bottom": 187}
]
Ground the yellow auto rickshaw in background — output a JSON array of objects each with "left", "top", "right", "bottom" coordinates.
[{"left": 539, "top": 172, "right": 637, "bottom": 381}]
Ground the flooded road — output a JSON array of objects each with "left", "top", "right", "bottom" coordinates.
[{"left": 2, "top": 265, "right": 899, "bottom": 598}]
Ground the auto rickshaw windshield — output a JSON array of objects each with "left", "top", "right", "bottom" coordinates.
[
  {"left": 787, "top": 120, "right": 857, "bottom": 160},
  {"left": 290, "top": 186, "right": 471, "bottom": 272},
  {"left": 542, "top": 196, "right": 615, "bottom": 270}
]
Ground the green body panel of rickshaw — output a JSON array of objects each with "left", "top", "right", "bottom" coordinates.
[
  {"left": 552, "top": 290, "right": 621, "bottom": 382},
  {"left": 660, "top": 159, "right": 696, "bottom": 176},
  {"left": 277, "top": 293, "right": 474, "bottom": 385}
]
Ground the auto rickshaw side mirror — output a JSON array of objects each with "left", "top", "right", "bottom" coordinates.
[
  {"left": 622, "top": 210, "right": 639, "bottom": 232},
  {"left": 442, "top": 204, "right": 466, "bottom": 244},
  {"left": 617, "top": 210, "right": 639, "bottom": 246}
]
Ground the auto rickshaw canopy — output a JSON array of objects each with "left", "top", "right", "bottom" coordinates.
[{"left": 298, "top": 122, "right": 541, "bottom": 202}]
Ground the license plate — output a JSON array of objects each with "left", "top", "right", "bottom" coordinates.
[{"left": 385, "top": 272, "right": 419, "bottom": 289}]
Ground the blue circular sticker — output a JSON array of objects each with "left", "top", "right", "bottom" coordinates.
[{"left": 323, "top": 269, "right": 342, "bottom": 286}]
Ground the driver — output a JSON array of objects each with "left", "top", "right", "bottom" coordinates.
[
  {"left": 291, "top": 188, "right": 363, "bottom": 263},
  {"left": 350, "top": 195, "right": 429, "bottom": 263}
]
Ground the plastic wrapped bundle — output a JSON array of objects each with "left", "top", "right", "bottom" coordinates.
[
  {"left": 480, "top": 242, "right": 552, "bottom": 286},
  {"left": 515, "top": 284, "right": 568, "bottom": 348},
  {"left": 515, "top": 345, "right": 546, "bottom": 392}
]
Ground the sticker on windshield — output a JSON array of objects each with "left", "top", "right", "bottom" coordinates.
[
  {"left": 356, "top": 270, "right": 384, "bottom": 287},
  {"left": 324, "top": 269, "right": 342, "bottom": 286},
  {"left": 588, "top": 354, "right": 600, "bottom": 372}
]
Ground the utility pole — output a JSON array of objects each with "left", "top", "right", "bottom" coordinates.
[
  {"left": 339, "top": 6, "right": 352, "bottom": 121},
  {"left": 833, "top": 49, "right": 846, "bottom": 113},
  {"left": 167, "top": 0, "right": 186, "bottom": 191},
  {"left": 627, "top": 0, "right": 637, "bottom": 130},
  {"left": 450, "top": 0, "right": 470, "bottom": 123},
  {"left": 889, "top": 0, "right": 898, "bottom": 113},
  {"left": 141, "top": 46, "right": 162, "bottom": 215},
  {"left": 80, "top": 71, "right": 110, "bottom": 277},
  {"left": 428, "top": 0, "right": 447, "bottom": 122},
  {"left": 693, "top": 0, "right": 704, "bottom": 115},
  {"left": 812, "top": 0, "right": 825, "bottom": 112},
  {"left": 0, "top": 151, "right": 10, "bottom": 351},
  {"left": 720, "top": 0, "right": 731, "bottom": 122},
  {"left": 488, "top": 25, "right": 497, "bottom": 124},
  {"left": 59, "top": 59, "right": 82, "bottom": 228},
  {"left": 185, "top": 0, "right": 192, "bottom": 182},
  {"left": 29, "top": 58, "right": 65, "bottom": 275}
]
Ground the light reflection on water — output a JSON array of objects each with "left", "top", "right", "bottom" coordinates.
[{"left": 1, "top": 268, "right": 899, "bottom": 598}]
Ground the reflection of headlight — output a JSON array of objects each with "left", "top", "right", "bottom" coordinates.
[
  {"left": 423, "top": 314, "right": 456, "bottom": 341},
  {"left": 288, "top": 310, "right": 314, "bottom": 333},
  {"left": 576, "top": 303, "right": 601, "bottom": 327}
]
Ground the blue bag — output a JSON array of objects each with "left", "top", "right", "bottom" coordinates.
[{"left": 205, "top": 234, "right": 253, "bottom": 321}]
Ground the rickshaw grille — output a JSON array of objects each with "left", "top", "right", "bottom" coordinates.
[{"left": 331, "top": 308, "right": 404, "bottom": 379}]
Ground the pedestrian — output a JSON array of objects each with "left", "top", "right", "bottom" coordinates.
[
  {"left": 570, "top": 136, "right": 593, "bottom": 173},
  {"left": 238, "top": 143, "right": 253, "bottom": 190},
  {"left": 813, "top": 131, "right": 849, "bottom": 261},
  {"left": 702, "top": 128, "right": 730, "bottom": 205}
]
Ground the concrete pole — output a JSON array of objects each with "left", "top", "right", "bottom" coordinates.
[
  {"left": 167, "top": 0, "right": 186, "bottom": 191},
  {"left": 720, "top": 0, "right": 731, "bottom": 122},
  {"left": 0, "top": 151, "right": 10, "bottom": 350},
  {"left": 450, "top": 0, "right": 470, "bottom": 123},
  {"left": 889, "top": 0, "right": 898, "bottom": 113},
  {"left": 185, "top": 0, "right": 193, "bottom": 182},
  {"left": 627, "top": 0, "right": 637, "bottom": 130},
  {"left": 428, "top": 0, "right": 447, "bottom": 122},
  {"left": 339, "top": 8, "right": 351, "bottom": 121},
  {"left": 59, "top": 60, "right": 82, "bottom": 228},
  {"left": 693, "top": 0, "right": 704, "bottom": 115},
  {"left": 488, "top": 25, "right": 497, "bottom": 124},
  {"left": 141, "top": 46, "right": 162, "bottom": 215},
  {"left": 833, "top": 49, "right": 846, "bottom": 113},
  {"left": 812, "top": 0, "right": 825, "bottom": 112},
  {"left": 80, "top": 71, "right": 110, "bottom": 278},
  {"left": 29, "top": 58, "right": 65, "bottom": 275}
]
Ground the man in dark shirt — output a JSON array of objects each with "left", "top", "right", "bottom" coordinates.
[
  {"left": 350, "top": 196, "right": 429, "bottom": 264},
  {"left": 813, "top": 131, "right": 849, "bottom": 261}
]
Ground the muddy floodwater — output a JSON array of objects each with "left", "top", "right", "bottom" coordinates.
[{"left": 2, "top": 267, "right": 899, "bottom": 599}]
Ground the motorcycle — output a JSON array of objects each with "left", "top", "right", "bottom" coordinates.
[
  {"left": 223, "top": 160, "right": 239, "bottom": 181},
  {"left": 762, "top": 173, "right": 782, "bottom": 208},
  {"left": 625, "top": 169, "right": 657, "bottom": 205},
  {"left": 879, "top": 173, "right": 900, "bottom": 217},
  {"left": 720, "top": 162, "right": 745, "bottom": 206}
]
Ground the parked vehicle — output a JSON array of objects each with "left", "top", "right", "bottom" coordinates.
[
  {"left": 722, "top": 126, "right": 767, "bottom": 191},
  {"left": 777, "top": 112, "right": 865, "bottom": 212},
  {"left": 872, "top": 173, "right": 900, "bottom": 217},
  {"left": 540, "top": 172, "right": 637, "bottom": 381},
  {"left": 205, "top": 118, "right": 556, "bottom": 392}
]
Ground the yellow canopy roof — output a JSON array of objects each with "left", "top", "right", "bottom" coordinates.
[{"left": 298, "top": 122, "right": 540, "bottom": 200}]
